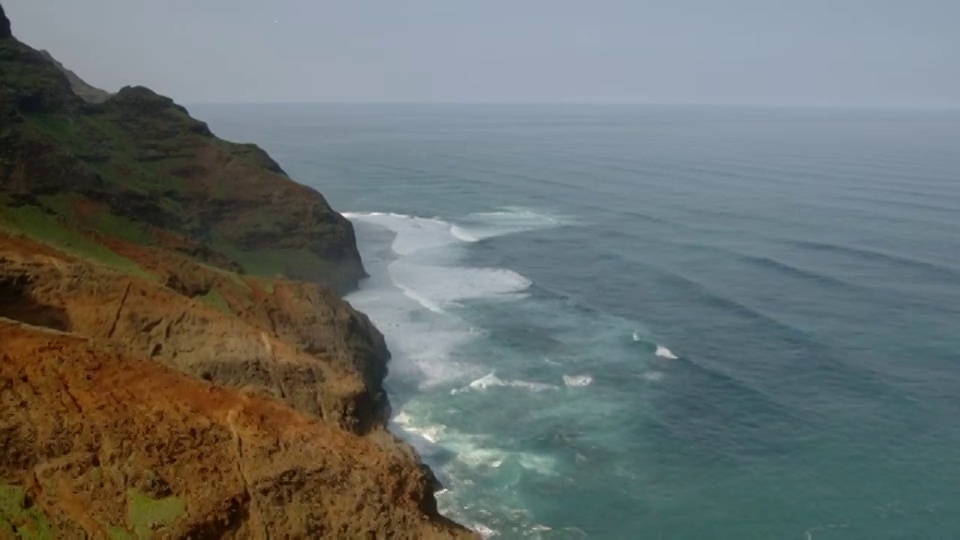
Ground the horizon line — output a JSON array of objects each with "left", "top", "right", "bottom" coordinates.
[{"left": 184, "top": 100, "right": 960, "bottom": 111}]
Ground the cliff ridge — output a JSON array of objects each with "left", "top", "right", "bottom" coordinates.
[{"left": 0, "top": 5, "right": 473, "bottom": 538}]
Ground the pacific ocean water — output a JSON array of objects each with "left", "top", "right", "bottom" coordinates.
[{"left": 195, "top": 104, "right": 960, "bottom": 539}]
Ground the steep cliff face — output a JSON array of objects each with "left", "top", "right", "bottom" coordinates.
[
  {"left": 0, "top": 6, "right": 473, "bottom": 538},
  {"left": 37, "top": 49, "right": 111, "bottom": 103},
  {"left": 0, "top": 233, "right": 390, "bottom": 434},
  {"left": 0, "top": 18, "right": 364, "bottom": 293},
  {"left": 0, "top": 5, "right": 9, "bottom": 40},
  {"left": 0, "top": 321, "right": 467, "bottom": 539}
]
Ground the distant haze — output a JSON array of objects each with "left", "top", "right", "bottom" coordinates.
[{"left": 5, "top": 0, "right": 959, "bottom": 107}]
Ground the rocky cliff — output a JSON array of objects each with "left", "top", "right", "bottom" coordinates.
[
  {"left": 37, "top": 49, "right": 111, "bottom": 103},
  {"left": 0, "top": 5, "right": 473, "bottom": 538}
]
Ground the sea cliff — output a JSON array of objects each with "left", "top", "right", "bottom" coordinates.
[{"left": 0, "top": 4, "right": 473, "bottom": 538}]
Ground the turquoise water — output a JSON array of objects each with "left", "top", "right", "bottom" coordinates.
[{"left": 197, "top": 104, "right": 960, "bottom": 538}]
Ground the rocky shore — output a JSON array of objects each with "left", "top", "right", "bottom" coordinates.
[{"left": 0, "top": 4, "right": 473, "bottom": 538}]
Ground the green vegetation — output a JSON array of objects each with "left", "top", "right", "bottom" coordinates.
[
  {"left": 33, "top": 194, "right": 154, "bottom": 246},
  {"left": 2, "top": 32, "right": 360, "bottom": 294},
  {"left": 126, "top": 490, "right": 184, "bottom": 539},
  {"left": 0, "top": 484, "right": 54, "bottom": 540},
  {"left": 23, "top": 112, "right": 176, "bottom": 196},
  {"left": 87, "top": 209, "right": 154, "bottom": 245},
  {"left": 0, "top": 41, "right": 67, "bottom": 111},
  {"left": 201, "top": 262, "right": 252, "bottom": 292},
  {"left": 262, "top": 279, "right": 277, "bottom": 295},
  {"left": 199, "top": 288, "right": 233, "bottom": 316},
  {"left": 218, "top": 245, "right": 337, "bottom": 283},
  {"left": 0, "top": 198, "right": 155, "bottom": 282},
  {"left": 107, "top": 526, "right": 136, "bottom": 540}
]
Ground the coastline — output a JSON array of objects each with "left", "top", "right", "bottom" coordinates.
[{"left": 0, "top": 3, "right": 475, "bottom": 536}]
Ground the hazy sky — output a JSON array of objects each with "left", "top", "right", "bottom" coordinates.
[{"left": 5, "top": 0, "right": 959, "bottom": 106}]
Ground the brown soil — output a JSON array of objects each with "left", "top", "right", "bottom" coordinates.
[
  {"left": 0, "top": 320, "right": 471, "bottom": 539},
  {"left": 0, "top": 233, "right": 476, "bottom": 538}
]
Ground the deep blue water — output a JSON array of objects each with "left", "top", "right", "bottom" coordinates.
[{"left": 195, "top": 104, "right": 960, "bottom": 539}]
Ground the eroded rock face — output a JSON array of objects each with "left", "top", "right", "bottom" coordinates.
[
  {"left": 0, "top": 233, "right": 388, "bottom": 434},
  {"left": 0, "top": 4, "right": 10, "bottom": 40},
  {"left": 37, "top": 49, "right": 111, "bottom": 103},
  {"left": 0, "top": 321, "right": 472, "bottom": 539},
  {"left": 0, "top": 234, "right": 475, "bottom": 539},
  {"left": 0, "top": 4, "right": 474, "bottom": 535}
]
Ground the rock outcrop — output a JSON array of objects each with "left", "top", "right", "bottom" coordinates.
[
  {"left": 0, "top": 25, "right": 364, "bottom": 293},
  {"left": 0, "top": 4, "right": 9, "bottom": 40},
  {"left": 1, "top": 320, "right": 467, "bottom": 539},
  {"left": 38, "top": 49, "right": 112, "bottom": 103},
  {"left": 0, "top": 4, "right": 474, "bottom": 538},
  {"left": 0, "top": 233, "right": 390, "bottom": 434}
]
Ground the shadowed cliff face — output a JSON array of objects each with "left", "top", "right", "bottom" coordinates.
[
  {"left": 0, "top": 5, "right": 9, "bottom": 40},
  {"left": 38, "top": 49, "right": 111, "bottom": 103},
  {"left": 0, "top": 4, "right": 474, "bottom": 538},
  {"left": 0, "top": 19, "right": 365, "bottom": 293}
]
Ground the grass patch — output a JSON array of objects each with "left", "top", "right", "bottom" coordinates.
[
  {"left": 87, "top": 210, "right": 155, "bottom": 245},
  {"left": 23, "top": 112, "right": 186, "bottom": 196},
  {"left": 216, "top": 245, "right": 337, "bottom": 283},
  {"left": 0, "top": 200, "right": 156, "bottom": 282},
  {"left": 198, "top": 261, "right": 252, "bottom": 293},
  {"left": 126, "top": 490, "right": 184, "bottom": 539},
  {"left": 262, "top": 279, "right": 276, "bottom": 295},
  {"left": 33, "top": 194, "right": 155, "bottom": 246},
  {"left": 107, "top": 526, "right": 135, "bottom": 540},
  {"left": 0, "top": 484, "right": 54, "bottom": 540},
  {"left": 33, "top": 193, "right": 77, "bottom": 219},
  {"left": 199, "top": 288, "right": 233, "bottom": 316}
]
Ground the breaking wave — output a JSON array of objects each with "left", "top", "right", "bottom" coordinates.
[{"left": 655, "top": 344, "right": 679, "bottom": 360}]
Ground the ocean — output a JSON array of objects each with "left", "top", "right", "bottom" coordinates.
[{"left": 195, "top": 104, "right": 960, "bottom": 539}]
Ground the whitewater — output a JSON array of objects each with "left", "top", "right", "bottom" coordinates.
[
  {"left": 345, "top": 207, "right": 683, "bottom": 536},
  {"left": 198, "top": 103, "right": 960, "bottom": 538}
]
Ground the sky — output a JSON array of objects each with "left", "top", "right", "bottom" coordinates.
[{"left": 4, "top": 0, "right": 960, "bottom": 106}]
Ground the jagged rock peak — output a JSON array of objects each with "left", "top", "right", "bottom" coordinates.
[
  {"left": 38, "top": 49, "right": 112, "bottom": 103},
  {"left": 1, "top": 3, "right": 11, "bottom": 39}
]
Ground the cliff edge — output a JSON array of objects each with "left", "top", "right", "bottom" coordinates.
[
  {"left": 37, "top": 49, "right": 111, "bottom": 103},
  {"left": 0, "top": 5, "right": 473, "bottom": 538}
]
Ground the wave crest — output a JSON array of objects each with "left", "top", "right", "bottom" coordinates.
[
  {"left": 454, "top": 372, "right": 559, "bottom": 394},
  {"left": 563, "top": 374, "right": 593, "bottom": 387},
  {"left": 655, "top": 345, "right": 679, "bottom": 360}
]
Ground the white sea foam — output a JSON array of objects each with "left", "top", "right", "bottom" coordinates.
[
  {"left": 393, "top": 409, "right": 444, "bottom": 443},
  {"left": 392, "top": 411, "right": 413, "bottom": 427},
  {"left": 454, "top": 372, "right": 559, "bottom": 394},
  {"left": 450, "top": 207, "right": 567, "bottom": 242},
  {"left": 472, "top": 523, "right": 498, "bottom": 539},
  {"left": 394, "top": 407, "right": 559, "bottom": 476},
  {"left": 347, "top": 207, "right": 565, "bottom": 256},
  {"left": 343, "top": 212, "right": 459, "bottom": 255},
  {"left": 655, "top": 344, "right": 679, "bottom": 359},
  {"left": 418, "top": 424, "right": 447, "bottom": 443},
  {"left": 563, "top": 374, "right": 593, "bottom": 387},
  {"left": 389, "top": 259, "right": 532, "bottom": 309},
  {"left": 450, "top": 440, "right": 558, "bottom": 476},
  {"left": 347, "top": 210, "right": 540, "bottom": 316},
  {"left": 346, "top": 208, "right": 566, "bottom": 528},
  {"left": 642, "top": 371, "right": 665, "bottom": 382},
  {"left": 632, "top": 331, "right": 641, "bottom": 342},
  {"left": 348, "top": 275, "right": 481, "bottom": 386},
  {"left": 394, "top": 281, "right": 446, "bottom": 313},
  {"left": 449, "top": 224, "right": 480, "bottom": 242}
]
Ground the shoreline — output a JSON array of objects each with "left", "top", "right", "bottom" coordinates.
[{"left": 0, "top": 4, "right": 476, "bottom": 535}]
